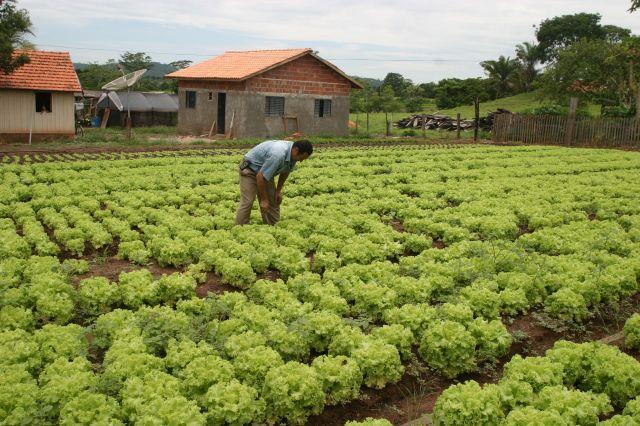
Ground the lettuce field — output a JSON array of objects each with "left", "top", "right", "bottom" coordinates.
[{"left": 1, "top": 144, "right": 640, "bottom": 425}]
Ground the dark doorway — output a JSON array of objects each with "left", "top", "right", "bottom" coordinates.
[{"left": 217, "top": 93, "right": 226, "bottom": 134}]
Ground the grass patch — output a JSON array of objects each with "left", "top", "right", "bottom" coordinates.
[
  {"left": 350, "top": 92, "right": 602, "bottom": 135},
  {"left": 436, "top": 92, "right": 600, "bottom": 119},
  {"left": 348, "top": 112, "right": 476, "bottom": 139}
]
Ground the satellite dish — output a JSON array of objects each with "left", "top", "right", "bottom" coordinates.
[
  {"left": 97, "top": 91, "right": 124, "bottom": 112},
  {"left": 101, "top": 69, "right": 147, "bottom": 91}
]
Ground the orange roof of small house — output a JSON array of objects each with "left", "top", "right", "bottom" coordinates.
[
  {"left": 167, "top": 48, "right": 362, "bottom": 88},
  {"left": 0, "top": 50, "right": 81, "bottom": 92}
]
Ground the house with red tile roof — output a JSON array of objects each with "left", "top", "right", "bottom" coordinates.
[
  {"left": 166, "top": 48, "right": 362, "bottom": 138},
  {"left": 0, "top": 50, "right": 81, "bottom": 142}
]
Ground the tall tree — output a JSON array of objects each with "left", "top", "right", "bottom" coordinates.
[
  {"left": 418, "top": 82, "right": 437, "bottom": 98},
  {"left": 515, "top": 42, "right": 541, "bottom": 92},
  {"left": 434, "top": 78, "right": 491, "bottom": 109},
  {"left": 536, "top": 13, "right": 606, "bottom": 62},
  {"left": 0, "top": 0, "right": 33, "bottom": 74},
  {"left": 169, "top": 60, "right": 192, "bottom": 70},
  {"left": 119, "top": 51, "right": 152, "bottom": 73},
  {"left": 538, "top": 37, "right": 640, "bottom": 110},
  {"left": 405, "top": 85, "right": 427, "bottom": 112},
  {"left": 75, "top": 61, "right": 121, "bottom": 90},
  {"left": 382, "top": 72, "right": 412, "bottom": 97},
  {"left": 631, "top": 1, "right": 639, "bottom": 12},
  {"left": 603, "top": 25, "right": 632, "bottom": 43},
  {"left": 480, "top": 56, "right": 519, "bottom": 98}
]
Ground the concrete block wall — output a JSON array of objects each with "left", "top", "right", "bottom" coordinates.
[
  {"left": 177, "top": 85, "right": 244, "bottom": 136},
  {"left": 237, "top": 92, "right": 349, "bottom": 138},
  {"left": 175, "top": 53, "right": 354, "bottom": 137}
]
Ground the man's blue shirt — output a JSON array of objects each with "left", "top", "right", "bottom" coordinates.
[{"left": 244, "top": 140, "right": 296, "bottom": 181}]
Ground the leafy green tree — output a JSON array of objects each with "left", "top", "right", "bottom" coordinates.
[
  {"left": 515, "top": 42, "right": 541, "bottom": 92},
  {"left": 538, "top": 38, "right": 639, "bottom": 109},
  {"left": 382, "top": 72, "right": 412, "bottom": 97},
  {"left": 480, "top": 56, "right": 519, "bottom": 98},
  {"left": 603, "top": 25, "right": 632, "bottom": 43},
  {"left": 405, "top": 85, "right": 427, "bottom": 113},
  {"left": 0, "top": 0, "right": 33, "bottom": 74},
  {"left": 536, "top": 13, "right": 608, "bottom": 62},
  {"left": 169, "top": 60, "right": 192, "bottom": 70},
  {"left": 379, "top": 85, "right": 403, "bottom": 135},
  {"left": 75, "top": 61, "right": 121, "bottom": 90},
  {"left": 119, "top": 51, "right": 152, "bottom": 73},
  {"left": 418, "top": 82, "right": 437, "bottom": 98},
  {"left": 349, "top": 77, "right": 371, "bottom": 113},
  {"left": 434, "top": 78, "right": 491, "bottom": 109}
]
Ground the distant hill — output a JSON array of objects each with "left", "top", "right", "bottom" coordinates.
[{"left": 351, "top": 76, "right": 384, "bottom": 89}]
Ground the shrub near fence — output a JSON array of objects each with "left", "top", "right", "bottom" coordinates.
[{"left": 493, "top": 114, "right": 640, "bottom": 148}]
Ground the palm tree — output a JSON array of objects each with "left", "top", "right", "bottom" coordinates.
[
  {"left": 515, "top": 42, "right": 541, "bottom": 92},
  {"left": 480, "top": 56, "right": 519, "bottom": 98}
]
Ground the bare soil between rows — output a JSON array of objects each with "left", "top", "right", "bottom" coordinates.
[
  {"left": 2, "top": 138, "right": 639, "bottom": 160},
  {"left": 0, "top": 139, "right": 491, "bottom": 158},
  {"left": 59, "top": 221, "right": 640, "bottom": 425},
  {"left": 309, "top": 294, "right": 640, "bottom": 426},
  {"left": 73, "top": 255, "right": 281, "bottom": 296}
]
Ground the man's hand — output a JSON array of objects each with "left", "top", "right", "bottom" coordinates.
[
  {"left": 259, "top": 199, "right": 270, "bottom": 213},
  {"left": 275, "top": 190, "right": 283, "bottom": 205}
]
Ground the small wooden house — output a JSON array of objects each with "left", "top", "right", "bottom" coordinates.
[
  {"left": 0, "top": 51, "right": 81, "bottom": 143},
  {"left": 166, "top": 48, "right": 362, "bottom": 138}
]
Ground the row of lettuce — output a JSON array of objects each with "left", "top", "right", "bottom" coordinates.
[
  {"left": 3, "top": 259, "right": 639, "bottom": 424},
  {"left": 0, "top": 146, "right": 640, "bottom": 424}
]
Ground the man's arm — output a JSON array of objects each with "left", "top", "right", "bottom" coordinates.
[{"left": 275, "top": 172, "right": 289, "bottom": 205}]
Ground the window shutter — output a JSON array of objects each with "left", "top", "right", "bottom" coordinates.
[
  {"left": 265, "top": 96, "right": 285, "bottom": 116},
  {"left": 186, "top": 91, "right": 196, "bottom": 108},
  {"left": 323, "top": 99, "right": 331, "bottom": 117},
  {"left": 314, "top": 99, "right": 331, "bottom": 117}
]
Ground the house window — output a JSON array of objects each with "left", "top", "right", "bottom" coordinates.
[
  {"left": 208, "top": 92, "right": 213, "bottom": 101},
  {"left": 186, "top": 91, "right": 196, "bottom": 109},
  {"left": 314, "top": 99, "right": 331, "bottom": 118},
  {"left": 35, "top": 92, "right": 52, "bottom": 113},
  {"left": 265, "top": 96, "right": 285, "bottom": 116}
]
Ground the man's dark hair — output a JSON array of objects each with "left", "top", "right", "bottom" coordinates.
[{"left": 293, "top": 139, "right": 313, "bottom": 155}]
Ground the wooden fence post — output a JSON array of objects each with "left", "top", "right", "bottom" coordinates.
[
  {"left": 473, "top": 98, "right": 480, "bottom": 142},
  {"left": 456, "top": 113, "right": 461, "bottom": 139},
  {"left": 564, "top": 97, "right": 579, "bottom": 146},
  {"left": 366, "top": 111, "right": 370, "bottom": 136}
]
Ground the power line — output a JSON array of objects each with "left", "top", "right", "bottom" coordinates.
[
  {"left": 38, "top": 44, "right": 221, "bottom": 57},
  {"left": 38, "top": 43, "right": 481, "bottom": 63}
]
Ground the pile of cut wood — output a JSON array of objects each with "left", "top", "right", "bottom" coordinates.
[{"left": 395, "top": 109, "right": 511, "bottom": 131}]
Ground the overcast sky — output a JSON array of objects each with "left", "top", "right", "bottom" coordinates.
[{"left": 21, "top": 0, "right": 640, "bottom": 83}]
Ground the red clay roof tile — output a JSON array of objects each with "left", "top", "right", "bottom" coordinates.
[
  {"left": 166, "top": 48, "right": 313, "bottom": 80},
  {"left": 0, "top": 51, "right": 81, "bottom": 92}
]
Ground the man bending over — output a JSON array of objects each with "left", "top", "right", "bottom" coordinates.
[{"left": 235, "top": 139, "right": 313, "bottom": 225}]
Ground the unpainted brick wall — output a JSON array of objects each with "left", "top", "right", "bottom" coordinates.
[{"left": 247, "top": 55, "right": 351, "bottom": 95}]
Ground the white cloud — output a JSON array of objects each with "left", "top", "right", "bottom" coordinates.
[{"left": 21, "top": 0, "right": 640, "bottom": 82}]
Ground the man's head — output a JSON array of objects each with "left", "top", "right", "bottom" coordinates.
[{"left": 291, "top": 140, "right": 313, "bottom": 162}]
